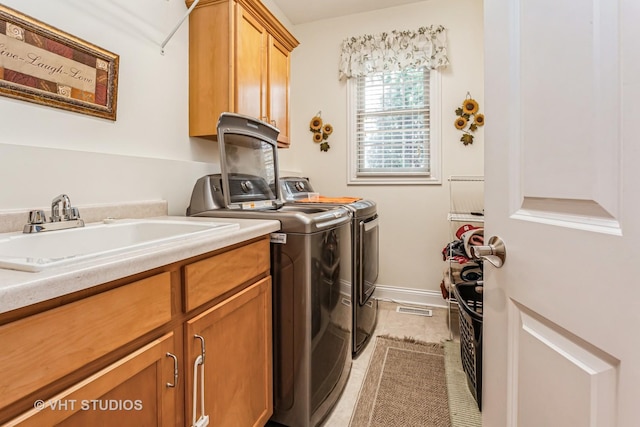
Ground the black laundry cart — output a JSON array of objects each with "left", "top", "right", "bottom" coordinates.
[{"left": 453, "top": 281, "right": 483, "bottom": 410}]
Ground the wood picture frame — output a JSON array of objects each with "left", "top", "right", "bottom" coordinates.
[{"left": 0, "top": 5, "right": 119, "bottom": 120}]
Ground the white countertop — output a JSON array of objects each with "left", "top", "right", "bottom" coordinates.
[{"left": 0, "top": 216, "right": 280, "bottom": 314}]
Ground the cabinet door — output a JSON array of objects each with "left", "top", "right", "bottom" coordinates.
[
  {"left": 186, "top": 277, "right": 272, "bottom": 427},
  {"left": 268, "top": 36, "right": 291, "bottom": 146},
  {"left": 187, "top": 0, "right": 232, "bottom": 137},
  {"left": 235, "top": 5, "right": 267, "bottom": 122},
  {"left": 7, "top": 333, "right": 178, "bottom": 427}
]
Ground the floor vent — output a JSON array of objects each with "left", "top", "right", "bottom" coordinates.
[{"left": 396, "top": 306, "right": 433, "bottom": 317}]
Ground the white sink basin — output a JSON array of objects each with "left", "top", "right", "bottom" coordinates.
[{"left": 0, "top": 219, "right": 240, "bottom": 272}]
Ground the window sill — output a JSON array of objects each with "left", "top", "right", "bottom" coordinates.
[{"left": 347, "top": 176, "right": 442, "bottom": 186}]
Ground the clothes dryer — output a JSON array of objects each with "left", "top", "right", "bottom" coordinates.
[{"left": 280, "top": 177, "right": 379, "bottom": 357}]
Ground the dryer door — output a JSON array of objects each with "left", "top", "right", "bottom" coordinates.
[{"left": 359, "top": 215, "right": 379, "bottom": 305}]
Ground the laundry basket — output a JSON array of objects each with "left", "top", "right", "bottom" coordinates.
[{"left": 453, "top": 282, "right": 483, "bottom": 410}]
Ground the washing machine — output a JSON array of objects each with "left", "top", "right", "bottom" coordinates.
[{"left": 187, "top": 113, "right": 352, "bottom": 427}]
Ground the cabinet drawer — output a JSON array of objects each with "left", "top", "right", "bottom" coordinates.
[
  {"left": 184, "top": 237, "right": 270, "bottom": 311},
  {"left": 0, "top": 273, "right": 172, "bottom": 409}
]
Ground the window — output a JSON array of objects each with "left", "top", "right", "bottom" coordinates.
[{"left": 348, "top": 67, "right": 441, "bottom": 185}]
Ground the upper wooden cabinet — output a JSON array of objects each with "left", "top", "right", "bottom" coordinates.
[{"left": 186, "top": 0, "right": 299, "bottom": 147}]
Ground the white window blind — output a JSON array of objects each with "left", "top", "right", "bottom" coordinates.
[{"left": 354, "top": 68, "right": 431, "bottom": 177}]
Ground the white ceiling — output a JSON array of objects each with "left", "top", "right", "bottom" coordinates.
[{"left": 270, "top": 0, "right": 427, "bottom": 25}]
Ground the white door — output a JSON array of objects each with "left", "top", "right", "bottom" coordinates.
[{"left": 483, "top": 0, "right": 640, "bottom": 426}]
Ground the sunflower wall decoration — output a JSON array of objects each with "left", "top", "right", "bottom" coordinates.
[
  {"left": 309, "top": 112, "right": 333, "bottom": 152},
  {"left": 454, "top": 93, "right": 485, "bottom": 145}
]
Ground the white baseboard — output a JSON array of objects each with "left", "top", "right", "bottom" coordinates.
[
  {"left": 339, "top": 280, "right": 448, "bottom": 308},
  {"left": 373, "top": 285, "right": 448, "bottom": 308}
]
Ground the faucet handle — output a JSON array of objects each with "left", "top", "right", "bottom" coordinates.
[
  {"left": 28, "top": 210, "right": 47, "bottom": 225},
  {"left": 67, "top": 207, "right": 81, "bottom": 220},
  {"left": 51, "top": 207, "right": 61, "bottom": 222}
]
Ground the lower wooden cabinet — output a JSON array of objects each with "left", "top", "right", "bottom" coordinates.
[
  {"left": 5, "top": 333, "right": 177, "bottom": 427},
  {"left": 0, "top": 236, "right": 273, "bottom": 427},
  {"left": 186, "top": 276, "right": 272, "bottom": 427},
  {"left": 0, "top": 273, "right": 172, "bottom": 411}
]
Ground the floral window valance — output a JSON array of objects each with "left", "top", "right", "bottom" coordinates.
[{"left": 338, "top": 26, "right": 449, "bottom": 80}]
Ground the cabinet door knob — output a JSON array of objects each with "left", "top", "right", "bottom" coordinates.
[{"left": 166, "top": 352, "right": 178, "bottom": 388}]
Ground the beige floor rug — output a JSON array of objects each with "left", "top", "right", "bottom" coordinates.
[
  {"left": 349, "top": 336, "right": 451, "bottom": 427},
  {"left": 443, "top": 340, "right": 482, "bottom": 427}
]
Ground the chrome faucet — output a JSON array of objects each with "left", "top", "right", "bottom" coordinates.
[
  {"left": 51, "top": 194, "right": 71, "bottom": 221},
  {"left": 23, "top": 194, "right": 85, "bottom": 233}
]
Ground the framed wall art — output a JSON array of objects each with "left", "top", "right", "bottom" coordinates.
[{"left": 0, "top": 5, "right": 119, "bottom": 120}]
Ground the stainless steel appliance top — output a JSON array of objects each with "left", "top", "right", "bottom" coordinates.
[
  {"left": 279, "top": 176, "right": 377, "bottom": 219},
  {"left": 186, "top": 174, "right": 351, "bottom": 234}
]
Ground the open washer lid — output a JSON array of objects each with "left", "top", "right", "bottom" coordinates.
[{"left": 217, "top": 113, "right": 282, "bottom": 210}]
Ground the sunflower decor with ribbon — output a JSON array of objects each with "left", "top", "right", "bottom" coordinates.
[
  {"left": 309, "top": 111, "right": 333, "bottom": 152},
  {"left": 454, "top": 93, "right": 485, "bottom": 146}
]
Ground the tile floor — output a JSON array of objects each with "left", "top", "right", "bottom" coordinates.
[{"left": 320, "top": 300, "right": 459, "bottom": 426}]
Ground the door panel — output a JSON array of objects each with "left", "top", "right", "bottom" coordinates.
[
  {"left": 268, "top": 36, "right": 290, "bottom": 143},
  {"left": 484, "top": 0, "right": 640, "bottom": 425},
  {"left": 510, "top": 302, "right": 618, "bottom": 427},
  {"left": 517, "top": 0, "right": 621, "bottom": 210},
  {"left": 235, "top": 5, "right": 267, "bottom": 120},
  {"left": 513, "top": 0, "right": 621, "bottom": 230},
  {"left": 185, "top": 277, "right": 272, "bottom": 427}
]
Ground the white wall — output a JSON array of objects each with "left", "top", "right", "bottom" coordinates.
[
  {"left": 0, "top": 0, "right": 219, "bottom": 214},
  {"left": 281, "top": 0, "right": 485, "bottom": 301},
  {"left": 0, "top": 0, "right": 484, "bottom": 302}
]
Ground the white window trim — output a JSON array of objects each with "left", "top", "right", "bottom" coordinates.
[{"left": 346, "top": 70, "right": 442, "bottom": 186}]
